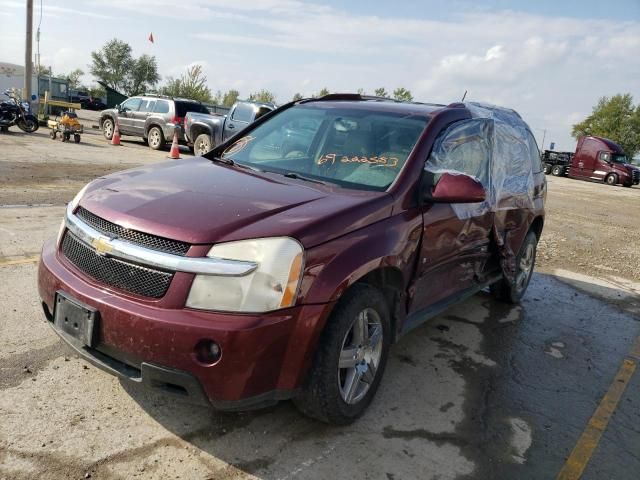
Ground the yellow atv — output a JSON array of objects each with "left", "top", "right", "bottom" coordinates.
[{"left": 48, "top": 111, "right": 83, "bottom": 143}]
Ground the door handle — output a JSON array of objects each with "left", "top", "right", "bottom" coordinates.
[{"left": 228, "top": 124, "right": 235, "bottom": 129}]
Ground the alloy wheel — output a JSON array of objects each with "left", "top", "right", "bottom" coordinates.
[
  {"left": 338, "top": 308, "right": 383, "bottom": 405},
  {"left": 515, "top": 243, "right": 535, "bottom": 293}
]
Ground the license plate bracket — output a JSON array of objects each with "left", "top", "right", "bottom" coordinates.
[{"left": 54, "top": 291, "right": 98, "bottom": 347}]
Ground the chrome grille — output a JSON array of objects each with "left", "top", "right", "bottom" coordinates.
[
  {"left": 76, "top": 207, "right": 190, "bottom": 256},
  {"left": 632, "top": 169, "right": 639, "bottom": 183},
  {"left": 62, "top": 231, "right": 173, "bottom": 298}
]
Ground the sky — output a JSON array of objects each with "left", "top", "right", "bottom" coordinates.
[{"left": 1, "top": 0, "right": 639, "bottom": 151}]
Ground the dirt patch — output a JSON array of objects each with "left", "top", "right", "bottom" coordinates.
[{"left": 536, "top": 176, "right": 640, "bottom": 282}]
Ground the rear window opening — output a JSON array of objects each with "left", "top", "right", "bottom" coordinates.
[{"left": 175, "top": 102, "right": 209, "bottom": 117}]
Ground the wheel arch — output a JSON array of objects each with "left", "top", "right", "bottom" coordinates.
[{"left": 530, "top": 216, "right": 544, "bottom": 240}]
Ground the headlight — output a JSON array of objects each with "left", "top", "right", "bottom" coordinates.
[
  {"left": 69, "top": 182, "right": 92, "bottom": 212},
  {"left": 186, "top": 237, "right": 304, "bottom": 313},
  {"left": 58, "top": 182, "right": 92, "bottom": 246}
]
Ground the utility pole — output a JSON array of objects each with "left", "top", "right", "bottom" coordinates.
[
  {"left": 541, "top": 129, "right": 547, "bottom": 151},
  {"left": 24, "top": 0, "right": 34, "bottom": 101}
]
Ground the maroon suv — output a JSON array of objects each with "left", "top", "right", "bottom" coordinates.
[{"left": 38, "top": 95, "right": 545, "bottom": 424}]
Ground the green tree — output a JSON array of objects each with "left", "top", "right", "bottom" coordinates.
[
  {"left": 248, "top": 89, "right": 276, "bottom": 103},
  {"left": 572, "top": 94, "right": 640, "bottom": 157},
  {"left": 392, "top": 87, "right": 413, "bottom": 102},
  {"left": 35, "top": 64, "right": 52, "bottom": 76},
  {"left": 161, "top": 64, "right": 212, "bottom": 102},
  {"left": 90, "top": 39, "right": 159, "bottom": 96},
  {"left": 357, "top": 88, "right": 366, "bottom": 95},
  {"left": 125, "top": 54, "right": 160, "bottom": 96},
  {"left": 374, "top": 87, "right": 389, "bottom": 98},
  {"left": 64, "top": 69, "right": 84, "bottom": 89},
  {"left": 292, "top": 92, "right": 303, "bottom": 101},
  {"left": 222, "top": 89, "right": 240, "bottom": 107},
  {"left": 212, "top": 89, "right": 223, "bottom": 105},
  {"left": 317, "top": 87, "right": 330, "bottom": 97},
  {"left": 88, "top": 84, "right": 106, "bottom": 100}
]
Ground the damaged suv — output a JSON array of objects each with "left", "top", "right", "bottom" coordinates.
[{"left": 38, "top": 95, "right": 545, "bottom": 424}]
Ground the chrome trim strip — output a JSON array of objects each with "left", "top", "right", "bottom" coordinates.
[{"left": 64, "top": 205, "right": 257, "bottom": 276}]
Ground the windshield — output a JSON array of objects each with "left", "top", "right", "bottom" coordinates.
[
  {"left": 220, "top": 104, "right": 429, "bottom": 191},
  {"left": 611, "top": 154, "right": 628, "bottom": 164}
]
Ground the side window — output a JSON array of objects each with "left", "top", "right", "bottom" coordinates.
[
  {"left": 231, "top": 104, "right": 254, "bottom": 123},
  {"left": 138, "top": 99, "right": 156, "bottom": 113},
  {"left": 525, "top": 131, "right": 542, "bottom": 173},
  {"left": 426, "top": 119, "right": 492, "bottom": 186},
  {"left": 153, "top": 100, "right": 170, "bottom": 114},
  {"left": 121, "top": 98, "right": 142, "bottom": 112},
  {"left": 599, "top": 151, "right": 611, "bottom": 162}
]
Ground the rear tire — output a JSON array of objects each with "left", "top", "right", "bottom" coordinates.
[
  {"left": 551, "top": 165, "right": 564, "bottom": 176},
  {"left": 294, "top": 284, "right": 391, "bottom": 425},
  {"left": 490, "top": 231, "right": 538, "bottom": 304},
  {"left": 605, "top": 173, "right": 617, "bottom": 186},
  {"left": 194, "top": 133, "right": 213, "bottom": 156},
  {"left": 50, "top": 130, "right": 56, "bottom": 140},
  {"left": 74, "top": 134, "right": 81, "bottom": 143},
  {"left": 543, "top": 163, "right": 552, "bottom": 175},
  {"left": 147, "top": 126, "right": 165, "bottom": 150}
]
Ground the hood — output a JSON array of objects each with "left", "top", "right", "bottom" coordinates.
[{"left": 79, "top": 157, "right": 393, "bottom": 248}]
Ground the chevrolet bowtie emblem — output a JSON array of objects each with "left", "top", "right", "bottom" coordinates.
[{"left": 92, "top": 236, "right": 113, "bottom": 256}]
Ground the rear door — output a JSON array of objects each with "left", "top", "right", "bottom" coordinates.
[
  {"left": 131, "top": 98, "right": 156, "bottom": 136},
  {"left": 409, "top": 119, "right": 495, "bottom": 313}
]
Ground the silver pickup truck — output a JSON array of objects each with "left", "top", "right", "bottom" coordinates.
[{"left": 185, "top": 100, "right": 275, "bottom": 156}]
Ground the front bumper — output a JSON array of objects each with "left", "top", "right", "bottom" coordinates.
[{"left": 38, "top": 238, "right": 333, "bottom": 410}]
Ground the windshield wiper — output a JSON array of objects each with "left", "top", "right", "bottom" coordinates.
[
  {"left": 209, "top": 155, "right": 234, "bottom": 166},
  {"left": 282, "top": 172, "right": 327, "bottom": 185}
]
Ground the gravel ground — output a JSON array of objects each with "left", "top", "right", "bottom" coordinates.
[{"left": 536, "top": 175, "right": 640, "bottom": 282}]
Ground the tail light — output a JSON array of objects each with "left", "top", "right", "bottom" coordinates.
[{"left": 172, "top": 116, "right": 185, "bottom": 126}]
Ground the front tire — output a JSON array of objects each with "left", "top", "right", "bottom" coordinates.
[
  {"left": 543, "top": 163, "right": 552, "bottom": 175},
  {"left": 491, "top": 230, "right": 538, "bottom": 304},
  {"left": 294, "top": 284, "right": 391, "bottom": 425},
  {"left": 147, "top": 126, "right": 165, "bottom": 150},
  {"left": 605, "top": 174, "right": 617, "bottom": 186},
  {"left": 194, "top": 133, "right": 213, "bottom": 156},
  {"left": 102, "top": 118, "right": 114, "bottom": 140}
]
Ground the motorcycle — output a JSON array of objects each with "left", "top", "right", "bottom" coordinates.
[{"left": 0, "top": 90, "right": 39, "bottom": 133}]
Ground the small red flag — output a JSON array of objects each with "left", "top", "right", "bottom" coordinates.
[{"left": 148, "top": 33, "right": 154, "bottom": 43}]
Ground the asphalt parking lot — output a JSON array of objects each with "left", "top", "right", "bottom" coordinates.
[{"left": 1, "top": 126, "right": 639, "bottom": 479}]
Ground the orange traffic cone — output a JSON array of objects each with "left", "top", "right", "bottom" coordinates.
[
  {"left": 169, "top": 130, "right": 180, "bottom": 159},
  {"left": 111, "top": 118, "right": 121, "bottom": 146}
]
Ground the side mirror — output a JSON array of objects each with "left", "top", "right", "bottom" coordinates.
[
  {"left": 423, "top": 172, "right": 486, "bottom": 204},
  {"left": 115, "top": 104, "right": 121, "bottom": 112}
]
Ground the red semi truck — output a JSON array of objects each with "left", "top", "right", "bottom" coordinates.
[{"left": 541, "top": 136, "right": 639, "bottom": 187}]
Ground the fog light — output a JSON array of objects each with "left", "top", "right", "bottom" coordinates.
[{"left": 194, "top": 339, "right": 222, "bottom": 365}]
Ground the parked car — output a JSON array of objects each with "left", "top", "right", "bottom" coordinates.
[
  {"left": 82, "top": 98, "right": 107, "bottom": 111},
  {"left": 99, "top": 94, "right": 210, "bottom": 150},
  {"left": 38, "top": 95, "right": 545, "bottom": 424},
  {"left": 185, "top": 100, "right": 275, "bottom": 156},
  {"left": 541, "top": 136, "right": 639, "bottom": 187}
]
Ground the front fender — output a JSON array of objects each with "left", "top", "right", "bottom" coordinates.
[{"left": 300, "top": 211, "right": 422, "bottom": 305}]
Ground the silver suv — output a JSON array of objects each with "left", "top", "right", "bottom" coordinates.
[{"left": 100, "top": 95, "right": 210, "bottom": 150}]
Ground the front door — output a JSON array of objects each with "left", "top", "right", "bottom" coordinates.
[
  {"left": 223, "top": 103, "right": 252, "bottom": 142},
  {"left": 117, "top": 97, "right": 142, "bottom": 135},
  {"left": 409, "top": 118, "right": 494, "bottom": 313}
]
